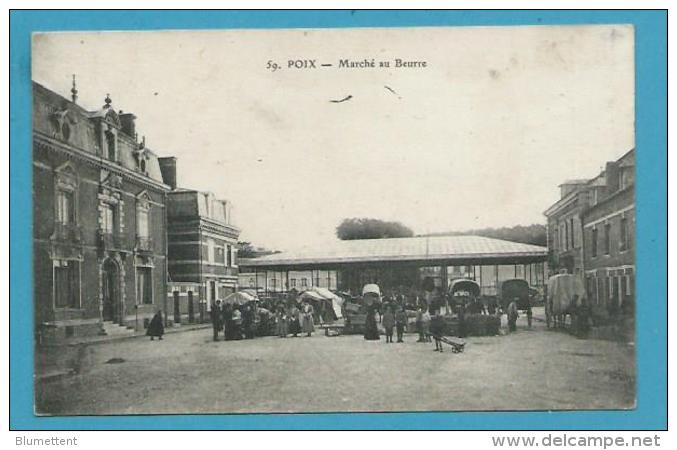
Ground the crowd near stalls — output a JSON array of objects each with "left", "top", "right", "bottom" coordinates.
[{"left": 204, "top": 271, "right": 545, "bottom": 343}]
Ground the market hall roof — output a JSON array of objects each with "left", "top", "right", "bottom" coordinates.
[{"left": 239, "top": 235, "right": 547, "bottom": 268}]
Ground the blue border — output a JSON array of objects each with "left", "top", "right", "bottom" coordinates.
[{"left": 10, "top": 10, "right": 667, "bottom": 430}]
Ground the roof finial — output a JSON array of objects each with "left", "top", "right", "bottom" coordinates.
[
  {"left": 104, "top": 93, "right": 112, "bottom": 108},
  {"left": 70, "top": 74, "right": 78, "bottom": 104}
]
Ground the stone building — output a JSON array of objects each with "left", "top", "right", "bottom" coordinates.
[
  {"left": 544, "top": 149, "right": 635, "bottom": 320},
  {"left": 582, "top": 149, "right": 635, "bottom": 319},
  {"left": 164, "top": 185, "right": 240, "bottom": 324},
  {"left": 543, "top": 179, "right": 589, "bottom": 275},
  {"left": 33, "top": 80, "right": 172, "bottom": 342}
]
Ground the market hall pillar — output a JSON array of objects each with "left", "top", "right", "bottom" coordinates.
[{"left": 440, "top": 265, "right": 449, "bottom": 292}]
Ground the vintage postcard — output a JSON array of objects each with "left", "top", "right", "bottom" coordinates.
[{"left": 31, "top": 25, "right": 635, "bottom": 415}]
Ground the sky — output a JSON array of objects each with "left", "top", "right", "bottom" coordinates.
[{"left": 32, "top": 25, "right": 634, "bottom": 252}]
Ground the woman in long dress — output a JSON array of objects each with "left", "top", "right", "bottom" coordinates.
[
  {"left": 364, "top": 304, "right": 380, "bottom": 340},
  {"left": 146, "top": 310, "right": 164, "bottom": 341},
  {"left": 289, "top": 304, "right": 301, "bottom": 337},
  {"left": 302, "top": 302, "right": 315, "bottom": 337},
  {"left": 276, "top": 306, "right": 288, "bottom": 338}
]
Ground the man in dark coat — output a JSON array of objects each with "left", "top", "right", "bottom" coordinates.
[
  {"left": 242, "top": 304, "right": 255, "bottom": 339},
  {"left": 147, "top": 310, "right": 164, "bottom": 341},
  {"left": 210, "top": 300, "right": 222, "bottom": 341},
  {"left": 222, "top": 303, "right": 233, "bottom": 341}
]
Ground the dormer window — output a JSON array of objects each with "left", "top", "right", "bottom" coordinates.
[
  {"left": 51, "top": 109, "right": 74, "bottom": 142},
  {"left": 61, "top": 122, "right": 71, "bottom": 141},
  {"left": 105, "top": 130, "right": 117, "bottom": 161}
]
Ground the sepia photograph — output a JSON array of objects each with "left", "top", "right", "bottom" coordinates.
[{"left": 30, "top": 24, "right": 636, "bottom": 416}]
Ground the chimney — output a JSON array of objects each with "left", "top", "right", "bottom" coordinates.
[
  {"left": 158, "top": 157, "right": 177, "bottom": 190},
  {"left": 119, "top": 112, "right": 137, "bottom": 137},
  {"left": 605, "top": 161, "right": 619, "bottom": 193}
]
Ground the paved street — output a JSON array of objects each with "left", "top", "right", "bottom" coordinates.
[{"left": 35, "top": 313, "right": 635, "bottom": 415}]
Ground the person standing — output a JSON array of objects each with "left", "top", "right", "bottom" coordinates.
[
  {"left": 276, "top": 306, "right": 288, "bottom": 338},
  {"left": 222, "top": 303, "right": 232, "bottom": 341},
  {"left": 526, "top": 300, "right": 533, "bottom": 328},
  {"left": 302, "top": 302, "right": 315, "bottom": 337},
  {"left": 231, "top": 306, "right": 243, "bottom": 340},
  {"left": 421, "top": 307, "right": 432, "bottom": 342},
  {"left": 382, "top": 305, "right": 395, "bottom": 343},
  {"left": 242, "top": 304, "right": 255, "bottom": 339},
  {"left": 147, "top": 310, "right": 165, "bottom": 341},
  {"left": 430, "top": 311, "right": 446, "bottom": 353},
  {"left": 395, "top": 305, "right": 408, "bottom": 343},
  {"left": 457, "top": 299, "right": 467, "bottom": 338},
  {"left": 289, "top": 304, "right": 301, "bottom": 337},
  {"left": 415, "top": 306, "right": 424, "bottom": 342},
  {"left": 507, "top": 300, "right": 519, "bottom": 332},
  {"left": 210, "top": 300, "right": 222, "bottom": 341},
  {"left": 364, "top": 303, "right": 380, "bottom": 340}
]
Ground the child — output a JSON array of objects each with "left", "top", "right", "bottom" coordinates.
[
  {"left": 382, "top": 305, "right": 395, "bottom": 343},
  {"left": 395, "top": 305, "right": 408, "bottom": 343},
  {"left": 430, "top": 311, "right": 446, "bottom": 353}
]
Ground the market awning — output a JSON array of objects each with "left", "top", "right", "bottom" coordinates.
[{"left": 223, "top": 291, "right": 257, "bottom": 306}]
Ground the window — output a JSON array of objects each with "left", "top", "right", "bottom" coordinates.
[
  {"left": 620, "top": 217, "right": 629, "bottom": 251},
  {"left": 626, "top": 274, "right": 633, "bottom": 296},
  {"left": 56, "top": 190, "right": 75, "bottom": 224},
  {"left": 106, "top": 131, "right": 116, "bottom": 161},
  {"left": 214, "top": 245, "right": 225, "bottom": 264},
  {"left": 604, "top": 223, "right": 611, "bottom": 255},
  {"left": 207, "top": 239, "right": 215, "bottom": 263},
  {"left": 291, "top": 279, "right": 297, "bottom": 288},
  {"left": 564, "top": 220, "right": 569, "bottom": 250},
  {"left": 226, "top": 244, "right": 232, "bottom": 266},
  {"left": 301, "top": 278, "right": 308, "bottom": 287},
  {"left": 570, "top": 218, "right": 575, "bottom": 248},
  {"left": 54, "top": 260, "right": 80, "bottom": 308},
  {"left": 102, "top": 204, "right": 116, "bottom": 233},
  {"left": 136, "top": 267, "right": 153, "bottom": 304},
  {"left": 591, "top": 227, "right": 598, "bottom": 257},
  {"left": 249, "top": 278, "right": 255, "bottom": 287},
  {"left": 137, "top": 208, "right": 149, "bottom": 238}
]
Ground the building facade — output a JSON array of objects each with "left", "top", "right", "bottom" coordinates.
[
  {"left": 33, "top": 82, "right": 171, "bottom": 342},
  {"left": 165, "top": 188, "right": 241, "bottom": 324},
  {"left": 543, "top": 180, "right": 589, "bottom": 275},
  {"left": 544, "top": 149, "right": 635, "bottom": 321},
  {"left": 582, "top": 150, "right": 635, "bottom": 320}
]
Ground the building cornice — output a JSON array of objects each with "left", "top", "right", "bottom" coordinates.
[
  {"left": 543, "top": 191, "right": 581, "bottom": 217},
  {"left": 34, "top": 131, "right": 171, "bottom": 193}
]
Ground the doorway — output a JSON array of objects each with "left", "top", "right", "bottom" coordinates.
[{"left": 102, "top": 258, "right": 120, "bottom": 322}]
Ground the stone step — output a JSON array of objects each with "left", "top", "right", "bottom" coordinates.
[{"left": 101, "top": 321, "right": 136, "bottom": 336}]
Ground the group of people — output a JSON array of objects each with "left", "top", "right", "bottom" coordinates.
[
  {"left": 274, "top": 302, "right": 316, "bottom": 338},
  {"left": 210, "top": 300, "right": 257, "bottom": 341},
  {"left": 367, "top": 303, "right": 408, "bottom": 343}
]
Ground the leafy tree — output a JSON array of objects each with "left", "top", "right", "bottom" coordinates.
[
  {"left": 336, "top": 218, "right": 414, "bottom": 240},
  {"left": 423, "top": 224, "right": 547, "bottom": 246}
]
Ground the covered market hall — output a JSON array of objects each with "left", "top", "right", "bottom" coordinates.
[{"left": 238, "top": 235, "right": 548, "bottom": 297}]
